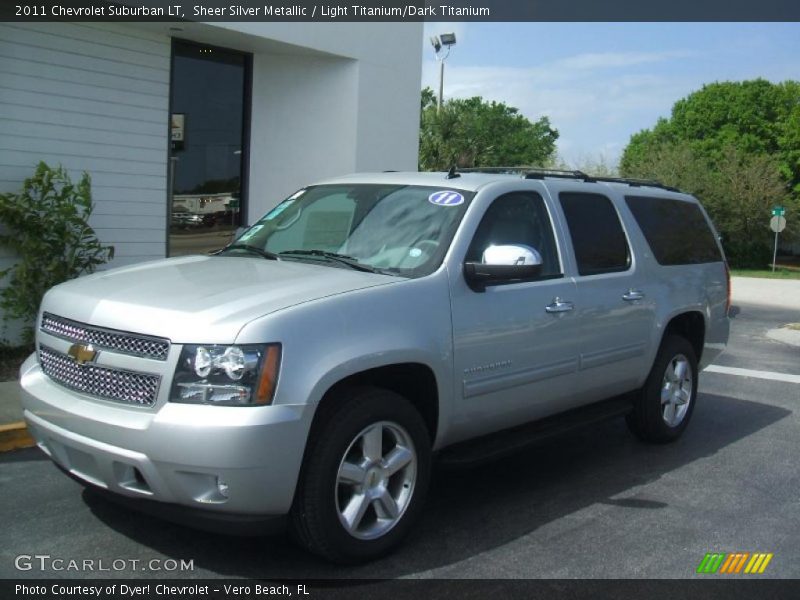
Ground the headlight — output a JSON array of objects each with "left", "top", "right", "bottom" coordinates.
[{"left": 170, "top": 343, "right": 281, "bottom": 406}]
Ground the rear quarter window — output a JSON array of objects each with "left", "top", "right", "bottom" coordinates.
[{"left": 625, "top": 196, "right": 722, "bottom": 265}]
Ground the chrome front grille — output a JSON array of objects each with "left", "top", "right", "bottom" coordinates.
[
  {"left": 39, "top": 345, "right": 160, "bottom": 406},
  {"left": 41, "top": 313, "right": 170, "bottom": 361}
]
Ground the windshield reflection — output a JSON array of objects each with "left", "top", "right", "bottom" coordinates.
[{"left": 234, "top": 184, "right": 473, "bottom": 278}]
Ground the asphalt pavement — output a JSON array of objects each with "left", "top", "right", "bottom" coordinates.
[{"left": 1, "top": 298, "right": 798, "bottom": 579}]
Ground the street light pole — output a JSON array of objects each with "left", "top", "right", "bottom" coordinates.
[
  {"left": 430, "top": 33, "right": 456, "bottom": 112},
  {"left": 438, "top": 59, "right": 445, "bottom": 110}
]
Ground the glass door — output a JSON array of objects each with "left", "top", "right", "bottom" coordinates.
[{"left": 168, "top": 40, "right": 250, "bottom": 256}]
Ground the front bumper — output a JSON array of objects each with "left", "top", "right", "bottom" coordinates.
[
  {"left": 20, "top": 354, "right": 313, "bottom": 517},
  {"left": 60, "top": 463, "right": 287, "bottom": 536}
]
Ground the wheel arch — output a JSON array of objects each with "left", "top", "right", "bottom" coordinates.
[
  {"left": 660, "top": 310, "right": 706, "bottom": 363},
  {"left": 310, "top": 363, "right": 440, "bottom": 445}
]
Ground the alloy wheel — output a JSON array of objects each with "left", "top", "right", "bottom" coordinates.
[
  {"left": 335, "top": 421, "right": 417, "bottom": 540},
  {"left": 661, "top": 353, "right": 693, "bottom": 427}
]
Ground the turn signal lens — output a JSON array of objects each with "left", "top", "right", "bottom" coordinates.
[{"left": 255, "top": 345, "right": 281, "bottom": 405}]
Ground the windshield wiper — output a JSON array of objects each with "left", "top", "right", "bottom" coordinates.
[
  {"left": 279, "top": 249, "right": 380, "bottom": 273},
  {"left": 223, "top": 243, "right": 281, "bottom": 260}
]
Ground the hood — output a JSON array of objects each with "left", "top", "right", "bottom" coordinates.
[{"left": 40, "top": 255, "right": 401, "bottom": 343}]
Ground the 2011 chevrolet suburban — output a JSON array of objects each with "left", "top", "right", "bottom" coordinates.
[{"left": 20, "top": 169, "right": 730, "bottom": 563}]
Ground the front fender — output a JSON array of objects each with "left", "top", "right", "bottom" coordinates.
[{"left": 234, "top": 272, "right": 456, "bottom": 449}]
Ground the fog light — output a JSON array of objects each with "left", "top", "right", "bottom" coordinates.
[{"left": 216, "top": 477, "right": 230, "bottom": 498}]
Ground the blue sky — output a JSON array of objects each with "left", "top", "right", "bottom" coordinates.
[{"left": 421, "top": 22, "right": 800, "bottom": 167}]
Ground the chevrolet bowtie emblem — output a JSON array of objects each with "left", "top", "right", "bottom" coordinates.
[{"left": 67, "top": 343, "right": 97, "bottom": 365}]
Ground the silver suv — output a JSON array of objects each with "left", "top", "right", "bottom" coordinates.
[{"left": 20, "top": 169, "right": 730, "bottom": 563}]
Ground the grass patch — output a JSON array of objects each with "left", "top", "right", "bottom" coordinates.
[
  {"left": 0, "top": 345, "right": 33, "bottom": 382},
  {"left": 730, "top": 267, "right": 800, "bottom": 280}
]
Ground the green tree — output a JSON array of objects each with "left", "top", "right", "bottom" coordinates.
[
  {"left": 421, "top": 87, "right": 436, "bottom": 112},
  {"left": 0, "top": 162, "right": 114, "bottom": 343},
  {"left": 620, "top": 79, "right": 800, "bottom": 267},
  {"left": 419, "top": 87, "right": 559, "bottom": 170},
  {"left": 546, "top": 153, "right": 618, "bottom": 177}
]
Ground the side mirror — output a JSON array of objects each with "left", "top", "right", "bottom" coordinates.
[
  {"left": 233, "top": 225, "right": 250, "bottom": 240},
  {"left": 464, "top": 244, "right": 543, "bottom": 292}
]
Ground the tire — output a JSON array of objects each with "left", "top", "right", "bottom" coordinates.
[
  {"left": 626, "top": 335, "right": 698, "bottom": 444},
  {"left": 290, "top": 387, "right": 431, "bottom": 563}
]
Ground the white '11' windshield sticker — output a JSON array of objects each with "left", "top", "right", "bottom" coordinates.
[{"left": 428, "top": 190, "right": 465, "bottom": 206}]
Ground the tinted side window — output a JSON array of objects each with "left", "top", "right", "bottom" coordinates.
[
  {"left": 466, "top": 191, "right": 561, "bottom": 278},
  {"left": 625, "top": 196, "right": 722, "bottom": 265},
  {"left": 559, "top": 193, "right": 630, "bottom": 276}
]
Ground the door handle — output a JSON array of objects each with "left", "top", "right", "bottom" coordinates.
[
  {"left": 622, "top": 289, "right": 645, "bottom": 301},
  {"left": 546, "top": 297, "right": 574, "bottom": 313}
]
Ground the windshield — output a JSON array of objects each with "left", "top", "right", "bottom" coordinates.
[{"left": 230, "top": 184, "right": 474, "bottom": 278}]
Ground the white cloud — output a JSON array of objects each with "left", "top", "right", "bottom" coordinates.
[{"left": 551, "top": 50, "right": 693, "bottom": 71}]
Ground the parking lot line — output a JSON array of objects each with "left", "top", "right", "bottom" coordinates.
[{"left": 705, "top": 365, "right": 800, "bottom": 384}]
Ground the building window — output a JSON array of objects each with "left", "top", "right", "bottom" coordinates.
[{"left": 168, "top": 40, "right": 251, "bottom": 256}]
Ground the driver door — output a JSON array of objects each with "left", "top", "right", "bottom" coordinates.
[{"left": 448, "top": 191, "right": 580, "bottom": 441}]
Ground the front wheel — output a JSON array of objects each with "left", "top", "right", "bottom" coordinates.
[
  {"left": 627, "top": 335, "right": 698, "bottom": 443},
  {"left": 290, "top": 387, "right": 431, "bottom": 563}
]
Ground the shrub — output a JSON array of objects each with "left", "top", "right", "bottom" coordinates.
[
  {"left": 722, "top": 239, "right": 774, "bottom": 269},
  {"left": 0, "top": 162, "right": 114, "bottom": 344}
]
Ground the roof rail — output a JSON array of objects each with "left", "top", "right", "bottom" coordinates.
[
  {"left": 453, "top": 167, "right": 680, "bottom": 192},
  {"left": 588, "top": 176, "right": 681, "bottom": 192},
  {"left": 457, "top": 167, "right": 588, "bottom": 180}
]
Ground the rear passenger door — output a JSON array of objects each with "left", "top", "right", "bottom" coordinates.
[{"left": 557, "top": 191, "right": 656, "bottom": 401}]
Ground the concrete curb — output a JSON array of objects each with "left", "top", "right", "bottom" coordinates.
[
  {"left": 0, "top": 380, "right": 31, "bottom": 452},
  {"left": 0, "top": 421, "right": 34, "bottom": 452},
  {"left": 767, "top": 327, "right": 800, "bottom": 347}
]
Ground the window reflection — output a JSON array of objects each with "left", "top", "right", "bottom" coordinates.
[{"left": 168, "top": 41, "right": 249, "bottom": 256}]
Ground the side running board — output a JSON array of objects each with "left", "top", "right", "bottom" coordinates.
[{"left": 437, "top": 395, "right": 634, "bottom": 468}]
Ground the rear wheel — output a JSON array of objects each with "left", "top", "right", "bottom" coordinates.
[
  {"left": 627, "top": 335, "right": 698, "bottom": 443},
  {"left": 290, "top": 387, "right": 431, "bottom": 563}
]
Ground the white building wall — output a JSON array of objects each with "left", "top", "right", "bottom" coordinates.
[
  {"left": 224, "top": 22, "right": 424, "bottom": 180},
  {"left": 0, "top": 22, "right": 171, "bottom": 268},
  {"left": 354, "top": 59, "right": 423, "bottom": 174},
  {"left": 247, "top": 52, "right": 359, "bottom": 220},
  {"left": 210, "top": 22, "right": 421, "bottom": 70}
]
